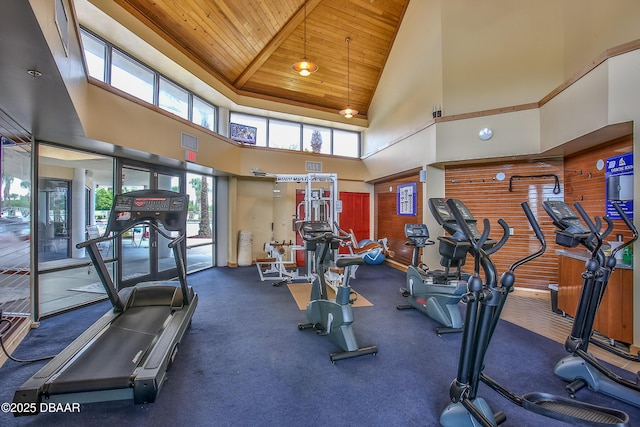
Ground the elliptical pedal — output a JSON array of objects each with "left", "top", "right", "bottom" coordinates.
[{"left": 522, "top": 392, "right": 628, "bottom": 426}]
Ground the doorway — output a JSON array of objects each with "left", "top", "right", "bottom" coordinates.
[{"left": 118, "top": 163, "right": 184, "bottom": 288}]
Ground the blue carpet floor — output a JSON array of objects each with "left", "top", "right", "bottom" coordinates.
[{"left": 1, "top": 264, "right": 639, "bottom": 426}]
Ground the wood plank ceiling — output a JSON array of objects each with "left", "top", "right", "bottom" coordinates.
[{"left": 113, "top": 0, "right": 410, "bottom": 119}]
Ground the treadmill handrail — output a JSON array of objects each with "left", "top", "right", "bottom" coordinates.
[
  {"left": 76, "top": 221, "right": 182, "bottom": 249},
  {"left": 76, "top": 217, "right": 191, "bottom": 311}
]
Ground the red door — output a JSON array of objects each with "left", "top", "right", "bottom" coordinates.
[
  {"left": 294, "top": 190, "right": 370, "bottom": 263},
  {"left": 338, "top": 192, "right": 370, "bottom": 254}
]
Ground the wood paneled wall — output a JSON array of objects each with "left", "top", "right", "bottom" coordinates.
[
  {"left": 372, "top": 138, "right": 633, "bottom": 290},
  {"left": 442, "top": 137, "right": 633, "bottom": 290},
  {"left": 374, "top": 173, "right": 423, "bottom": 266},
  {"left": 445, "top": 161, "right": 564, "bottom": 290}
]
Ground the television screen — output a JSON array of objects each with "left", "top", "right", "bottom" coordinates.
[{"left": 230, "top": 123, "right": 257, "bottom": 145}]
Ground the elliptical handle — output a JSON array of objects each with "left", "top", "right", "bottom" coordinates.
[
  {"left": 521, "top": 202, "right": 545, "bottom": 244},
  {"left": 612, "top": 201, "right": 639, "bottom": 238},
  {"left": 485, "top": 219, "right": 510, "bottom": 255},
  {"left": 508, "top": 202, "right": 547, "bottom": 272},
  {"left": 600, "top": 216, "right": 615, "bottom": 242},
  {"left": 574, "top": 202, "right": 603, "bottom": 256},
  {"left": 574, "top": 202, "right": 598, "bottom": 235},
  {"left": 477, "top": 218, "right": 491, "bottom": 250}
]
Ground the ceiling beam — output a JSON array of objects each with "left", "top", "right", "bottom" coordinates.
[{"left": 234, "top": 0, "right": 322, "bottom": 88}]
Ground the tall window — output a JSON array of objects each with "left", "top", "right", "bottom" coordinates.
[
  {"left": 111, "top": 50, "right": 154, "bottom": 104},
  {"left": 333, "top": 129, "right": 360, "bottom": 158},
  {"left": 80, "top": 29, "right": 217, "bottom": 133},
  {"left": 193, "top": 96, "right": 215, "bottom": 131},
  {"left": 269, "top": 120, "right": 300, "bottom": 150},
  {"left": 81, "top": 31, "right": 106, "bottom": 81},
  {"left": 229, "top": 113, "right": 267, "bottom": 147},
  {"left": 303, "top": 126, "right": 331, "bottom": 154},
  {"left": 159, "top": 76, "right": 189, "bottom": 120}
]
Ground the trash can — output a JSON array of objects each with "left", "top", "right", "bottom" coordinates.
[
  {"left": 548, "top": 283, "right": 561, "bottom": 314},
  {"left": 238, "top": 230, "right": 253, "bottom": 267}
]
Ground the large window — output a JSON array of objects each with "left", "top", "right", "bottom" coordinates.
[
  {"left": 333, "top": 129, "right": 360, "bottom": 158},
  {"left": 111, "top": 50, "right": 154, "bottom": 104},
  {"left": 159, "top": 76, "right": 189, "bottom": 120},
  {"left": 303, "top": 126, "right": 331, "bottom": 155},
  {"left": 80, "top": 29, "right": 217, "bottom": 132},
  {"left": 269, "top": 120, "right": 300, "bottom": 150},
  {"left": 192, "top": 96, "right": 215, "bottom": 131},
  {"left": 230, "top": 112, "right": 360, "bottom": 158},
  {"left": 80, "top": 28, "right": 360, "bottom": 158},
  {"left": 82, "top": 31, "right": 106, "bottom": 81}
]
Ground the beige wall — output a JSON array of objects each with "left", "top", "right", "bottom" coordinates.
[
  {"left": 562, "top": 0, "right": 640, "bottom": 80},
  {"left": 365, "top": 0, "right": 640, "bottom": 158},
  {"left": 365, "top": 0, "right": 443, "bottom": 154},
  {"left": 441, "top": 1, "right": 564, "bottom": 115},
  {"left": 231, "top": 176, "right": 372, "bottom": 264}
]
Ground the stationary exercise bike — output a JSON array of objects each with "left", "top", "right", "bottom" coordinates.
[
  {"left": 397, "top": 198, "right": 487, "bottom": 334},
  {"left": 440, "top": 199, "right": 629, "bottom": 427},
  {"left": 543, "top": 200, "right": 640, "bottom": 408},
  {"left": 297, "top": 221, "right": 378, "bottom": 363}
]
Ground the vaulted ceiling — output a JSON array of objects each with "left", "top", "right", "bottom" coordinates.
[{"left": 112, "top": 0, "right": 410, "bottom": 119}]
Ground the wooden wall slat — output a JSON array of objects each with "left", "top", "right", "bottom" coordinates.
[{"left": 446, "top": 161, "right": 565, "bottom": 291}]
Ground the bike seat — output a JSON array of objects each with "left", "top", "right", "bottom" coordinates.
[{"left": 336, "top": 256, "right": 365, "bottom": 268}]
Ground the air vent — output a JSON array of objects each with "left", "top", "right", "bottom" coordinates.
[
  {"left": 181, "top": 132, "right": 198, "bottom": 151},
  {"left": 305, "top": 161, "right": 322, "bottom": 172}
]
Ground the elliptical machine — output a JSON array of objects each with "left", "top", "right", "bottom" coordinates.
[
  {"left": 297, "top": 221, "right": 378, "bottom": 363},
  {"left": 397, "top": 198, "right": 485, "bottom": 334},
  {"left": 440, "top": 199, "right": 629, "bottom": 427},
  {"left": 543, "top": 200, "right": 640, "bottom": 408}
]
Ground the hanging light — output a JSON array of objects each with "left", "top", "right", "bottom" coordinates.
[
  {"left": 292, "top": 1, "right": 318, "bottom": 76},
  {"left": 339, "top": 37, "right": 358, "bottom": 118}
]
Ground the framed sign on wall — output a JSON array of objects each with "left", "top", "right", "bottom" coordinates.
[
  {"left": 606, "top": 152, "right": 633, "bottom": 220},
  {"left": 397, "top": 182, "right": 417, "bottom": 216}
]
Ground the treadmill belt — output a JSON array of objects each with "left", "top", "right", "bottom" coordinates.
[{"left": 46, "top": 306, "right": 172, "bottom": 395}]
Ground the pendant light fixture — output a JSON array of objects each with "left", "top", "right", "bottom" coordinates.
[
  {"left": 339, "top": 37, "right": 358, "bottom": 118},
  {"left": 291, "top": 0, "right": 318, "bottom": 76}
]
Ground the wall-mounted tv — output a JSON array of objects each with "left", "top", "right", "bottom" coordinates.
[{"left": 230, "top": 123, "right": 257, "bottom": 145}]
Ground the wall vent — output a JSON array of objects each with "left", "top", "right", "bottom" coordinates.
[
  {"left": 305, "top": 161, "right": 322, "bottom": 172},
  {"left": 181, "top": 132, "right": 199, "bottom": 151}
]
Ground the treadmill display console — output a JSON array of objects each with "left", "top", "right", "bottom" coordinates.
[{"left": 108, "top": 190, "right": 188, "bottom": 232}]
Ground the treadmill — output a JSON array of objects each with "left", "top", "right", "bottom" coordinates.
[{"left": 13, "top": 189, "right": 197, "bottom": 415}]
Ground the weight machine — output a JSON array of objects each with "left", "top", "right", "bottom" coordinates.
[{"left": 255, "top": 173, "right": 341, "bottom": 285}]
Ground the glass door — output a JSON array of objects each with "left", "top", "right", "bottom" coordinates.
[
  {"left": 119, "top": 163, "right": 183, "bottom": 288},
  {"left": 157, "top": 171, "right": 181, "bottom": 275},
  {"left": 120, "top": 165, "right": 152, "bottom": 285},
  {"left": 186, "top": 172, "right": 215, "bottom": 272},
  {"left": 36, "top": 144, "right": 115, "bottom": 318}
]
